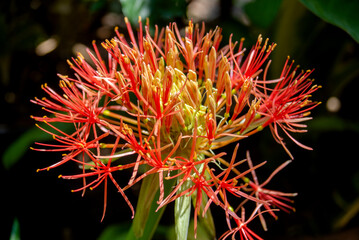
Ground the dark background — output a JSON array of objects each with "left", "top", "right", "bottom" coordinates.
[{"left": 2, "top": 0, "right": 359, "bottom": 239}]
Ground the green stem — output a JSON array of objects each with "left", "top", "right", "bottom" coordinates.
[
  {"left": 126, "top": 173, "right": 158, "bottom": 240},
  {"left": 126, "top": 171, "right": 177, "bottom": 240},
  {"left": 198, "top": 193, "right": 216, "bottom": 239}
]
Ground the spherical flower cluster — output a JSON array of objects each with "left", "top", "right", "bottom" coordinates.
[{"left": 31, "top": 17, "right": 320, "bottom": 239}]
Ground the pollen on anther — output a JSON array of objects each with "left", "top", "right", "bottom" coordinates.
[
  {"left": 303, "top": 112, "right": 311, "bottom": 117},
  {"left": 66, "top": 59, "right": 73, "bottom": 67}
]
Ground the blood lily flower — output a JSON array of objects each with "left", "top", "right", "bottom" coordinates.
[
  {"left": 219, "top": 206, "right": 265, "bottom": 240},
  {"left": 31, "top": 17, "right": 320, "bottom": 239},
  {"left": 243, "top": 151, "right": 297, "bottom": 231}
]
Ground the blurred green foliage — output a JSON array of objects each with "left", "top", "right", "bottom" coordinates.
[
  {"left": 300, "top": 0, "right": 359, "bottom": 43},
  {"left": 243, "top": 0, "right": 283, "bottom": 28},
  {"left": 9, "top": 218, "right": 20, "bottom": 240}
]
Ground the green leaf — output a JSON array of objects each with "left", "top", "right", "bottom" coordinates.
[
  {"left": 187, "top": 218, "right": 214, "bottom": 240},
  {"left": 9, "top": 218, "right": 20, "bottom": 240},
  {"left": 166, "top": 218, "right": 215, "bottom": 240},
  {"left": 175, "top": 179, "right": 192, "bottom": 240},
  {"left": 243, "top": 0, "right": 283, "bottom": 28},
  {"left": 300, "top": 0, "right": 359, "bottom": 43},
  {"left": 2, "top": 122, "right": 74, "bottom": 170}
]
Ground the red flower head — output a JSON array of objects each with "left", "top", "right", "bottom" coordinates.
[{"left": 31, "top": 18, "right": 319, "bottom": 238}]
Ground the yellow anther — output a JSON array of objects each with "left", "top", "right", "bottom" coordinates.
[
  {"left": 300, "top": 100, "right": 308, "bottom": 108},
  {"left": 67, "top": 59, "right": 73, "bottom": 67},
  {"left": 311, "top": 84, "right": 320, "bottom": 89},
  {"left": 77, "top": 52, "right": 84, "bottom": 60},
  {"left": 232, "top": 178, "right": 238, "bottom": 186},
  {"left": 303, "top": 111, "right": 311, "bottom": 117}
]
